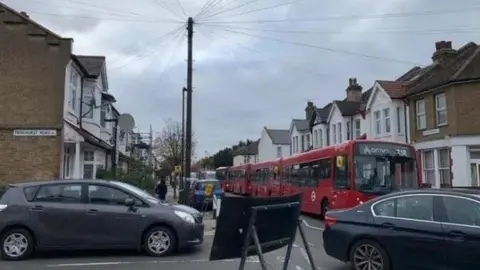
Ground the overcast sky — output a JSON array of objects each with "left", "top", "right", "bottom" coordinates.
[{"left": 4, "top": 0, "right": 480, "bottom": 157}]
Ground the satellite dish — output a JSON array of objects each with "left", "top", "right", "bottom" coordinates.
[{"left": 118, "top": 113, "right": 135, "bottom": 132}]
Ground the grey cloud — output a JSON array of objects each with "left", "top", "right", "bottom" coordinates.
[{"left": 3, "top": 0, "right": 480, "bottom": 155}]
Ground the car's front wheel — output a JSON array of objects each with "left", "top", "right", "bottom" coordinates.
[
  {"left": 1, "top": 228, "right": 34, "bottom": 260},
  {"left": 143, "top": 226, "right": 176, "bottom": 257},
  {"left": 350, "top": 239, "right": 390, "bottom": 270}
]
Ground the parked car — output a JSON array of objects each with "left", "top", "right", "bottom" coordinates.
[
  {"left": 0, "top": 179, "right": 204, "bottom": 260},
  {"left": 190, "top": 179, "right": 224, "bottom": 210},
  {"left": 323, "top": 188, "right": 480, "bottom": 270}
]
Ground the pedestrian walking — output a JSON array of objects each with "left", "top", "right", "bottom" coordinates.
[{"left": 155, "top": 178, "right": 167, "bottom": 201}]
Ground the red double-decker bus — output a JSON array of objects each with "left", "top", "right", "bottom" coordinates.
[
  {"left": 250, "top": 160, "right": 281, "bottom": 197},
  {"left": 215, "top": 166, "right": 230, "bottom": 191},
  {"left": 229, "top": 164, "right": 251, "bottom": 195},
  {"left": 282, "top": 140, "right": 421, "bottom": 216}
]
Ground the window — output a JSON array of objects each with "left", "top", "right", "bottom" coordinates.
[
  {"left": 373, "top": 195, "right": 434, "bottom": 221},
  {"left": 346, "top": 121, "right": 351, "bottom": 140},
  {"left": 313, "top": 159, "right": 331, "bottom": 179},
  {"left": 34, "top": 184, "right": 82, "bottom": 203},
  {"left": 291, "top": 138, "right": 295, "bottom": 153},
  {"left": 319, "top": 130, "right": 323, "bottom": 147},
  {"left": 306, "top": 134, "right": 310, "bottom": 149},
  {"left": 416, "top": 100, "right": 426, "bottom": 130},
  {"left": 84, "top": 151, "right": 94, "bottom": 162},
  {"left": 313, "top": 130, "right": 318, "bottom": 147},
  {"left": 301, "top": 135, "right": 305, "bottom": 152},
  {"left": 355, "top": 119, "right": 361, "bottom": 138},
  {"left": 69, "top": 70, "right": 78, "bottom": 111},
  {"left": 88, "top": 185, "right": 138, "bottom": 206},
  {"left": 82, "top": 89, "right": 94, "bottom": 119},
  {"left": 332, "top": 124, "right": 337, "bottom": 144},
  {"left": 442, "top": 196, "right": 480, "bottom": 226},
  {"left": 295, "top": 136, "right": 298, "bottom": 153},
  {"left": 334, "top": 155, "right": 348, "bottom": 188},
  {"left": 276, "top": 146, "right": 282, "bottom": 158},
  {"left": 383, "top": 108, "right": 391, "bottom": 133},
  {"left": 100, "top": 106, "right": 107, "bottom": 128},
  {"left": 435, "top": 93, "right": 447, "bottom": 126},
  {"left": 438, "top": 149, "right": 451, "bottom": 185},
  {"left": 63, "top": 147, "right": 72, "bottom": 178},
  {"left": 423, "top": 150, "right": 435, "bottom": 185},
  {"left": 396, "top": 106, "right": 402, "bottom": 133},
  {"left": 338, "top": 123, "right": 342, "bottom": 142},
  {"left": 374, "top": 111, "right": 381, "bottom": 135}
]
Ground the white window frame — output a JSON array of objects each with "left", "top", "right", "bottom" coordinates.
[
  {"left": 319, "top": 129, "right": 323, "bottom": 147},
  {"left": 313, "top": 130, "right": 318, "bottom": 148},
  {"left": 82, "top": 89, "right": 94, "bottom": 119},
  {"left": 69, "top": 70, "right": 78, "bottom": 112},
  {"left": 416, "top": 100, "right": 426, "bottom": 130},
  {"left": 332, "top": 124, "right": 337, "bottom": 144},
  {"left": 354, "top": 119, "right": 361, "bottom": 138},
  {"left": 374, "top": 111, "right": 381, "bottom": 135},
  {"left": 346, "top": 121, "right": 351, "bottom": 140},
  {"left": 438, "top": 148, "right": 451, "bottom": 186},
  {"left": 435, "top": 93, "right": 447, "bottom": 126},
  {"left": 383, "top": 108, "right": 391, "bottom": 134},
  {"left": 306, "top": 134, "right": 310, "bottom": 149},
  {"left": 422, "top": 150, "right": 435, "bottom": 186},
  {"left": 337, "top": 123, "right": 342, "bottom": 142}
]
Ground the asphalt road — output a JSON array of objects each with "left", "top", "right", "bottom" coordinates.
[{"left": 0, "top": 215, "right": 350, "bottom": 270}]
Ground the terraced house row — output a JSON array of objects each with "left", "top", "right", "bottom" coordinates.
[
  {"left": 288, "top": 40, "right": 480, "bottom": 189},
  {"left": 0, "top": 3, "right": 154, "bottom": 184}
]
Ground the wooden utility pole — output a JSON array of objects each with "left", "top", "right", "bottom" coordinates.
[{"left": 184, "top": 17, "right": 194, "bottom": 199}]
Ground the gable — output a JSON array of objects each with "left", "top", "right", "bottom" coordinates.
[
  {"left": 366, "top": 82, "right": 392, "bottom": 110},
  {"left": 326, "top": 103, "right": 339, "bottom": 123}
]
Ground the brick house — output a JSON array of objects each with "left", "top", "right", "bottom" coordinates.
[
  {"left": 404, "top": 41, "right": 480, "bottom": 188},
  {"left": 0, "top": 4, "right": 72, "bottom": 183}
]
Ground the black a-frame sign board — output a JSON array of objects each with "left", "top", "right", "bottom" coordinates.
[{"left": 237, "top": 202, "right": 317, "bottom": 270}]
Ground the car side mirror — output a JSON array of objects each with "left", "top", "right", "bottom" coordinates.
[{"left": 125, "top": 198, "right": 135, "bottom": 207}]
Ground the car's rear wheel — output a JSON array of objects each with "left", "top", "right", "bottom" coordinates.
[
  {"left": 143, "top": 226, "right": 176, "bottom": 257},
  {"left": 350, "top": 239, "right": 390, "bottom": 270},
  {"left": 1, "top": 228, "right": 34, "bottom": 260}
]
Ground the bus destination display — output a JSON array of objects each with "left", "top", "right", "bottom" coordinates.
[{"left": 355, "top": 143, "right": 414, "bottom": 157}]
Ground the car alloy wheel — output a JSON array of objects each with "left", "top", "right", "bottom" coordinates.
[
  {"left": 352, "top": 243, "right": 385, "bottom": 270},
  {"left": 1, "top": 229, "right": 34, "bottom": 260},
  {"left": 144, "top": 227, "right": 176, "bottom": 257}
]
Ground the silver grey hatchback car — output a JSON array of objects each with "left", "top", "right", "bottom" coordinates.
[{"left": 0, "top": 179, "right": 204, "bottom": 260}]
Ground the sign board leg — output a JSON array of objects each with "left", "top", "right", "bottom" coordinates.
[{"left": 297, "top": 220, "right": 317, "bottom": 270}]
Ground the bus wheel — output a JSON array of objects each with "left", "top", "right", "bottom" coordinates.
[{"left": 320, "top": 199, "right": 328, "bottom": 219}]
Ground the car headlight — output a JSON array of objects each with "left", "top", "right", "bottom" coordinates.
[{"left": 174, "top": 210, "right": 195, "bottom": 224}]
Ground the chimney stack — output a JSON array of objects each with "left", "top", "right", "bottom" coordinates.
[
  {"left": 20, "top": 11, "right": 29, "bottom": 18},
  {"left": 305, "top": 101, "right": 315, "bottom": 120},
  {"left": 346, "top": 77, "right": 362, "bottom": 102},
  {"left": 432, "top": 40, "right": 456, "bottom": 64}
]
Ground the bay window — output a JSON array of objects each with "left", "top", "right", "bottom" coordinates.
[
  {"left": 436, "top": 93, "right": 447, "bottom": 126},
  {"left": 374, "top": 111, "right": 381, "bottom": 135},
  {"left": 416, "top": 100, "right": 426, "bottom": 130},
  {"left": 383, "top": 108, "right": 391, "bottom": 133}
]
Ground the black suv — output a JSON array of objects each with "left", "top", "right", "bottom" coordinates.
[{"left": 0, "top": 179, "right": 204, "bottom": 260}]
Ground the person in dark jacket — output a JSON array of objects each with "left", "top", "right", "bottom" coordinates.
[{"left": 155, "top": 179, "right": 168, "bottom": 201}]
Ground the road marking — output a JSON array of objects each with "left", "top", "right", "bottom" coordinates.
[
  {"left": 296, "top": 265, "right": 304, "bottom": 270},
  {"left": 46, "top": 257, "right": 260, "bottom": 267},
  {"left": 301, "top": 219, "right": 324, "bottom": 231}
]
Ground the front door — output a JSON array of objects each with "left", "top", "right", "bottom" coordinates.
[
  {"left": 331, "top": 155, "right": 350, "bottom": 210},
  {"left": 28, "top": 183, "right": 88, "bottom": 248},
  {"left": 84, "top": 184, "right": 142, "bottom": 247}
]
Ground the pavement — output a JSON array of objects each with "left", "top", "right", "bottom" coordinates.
[{"left": 0, "top": 215, "right": 350, "bottom": 270}]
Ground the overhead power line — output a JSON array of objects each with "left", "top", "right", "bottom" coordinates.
[
  {"left": 199, "top": 5, "right": 480, "bottom": 24},
  {"left": 209, "top": 25, "right": 421, "bottom": 65}
]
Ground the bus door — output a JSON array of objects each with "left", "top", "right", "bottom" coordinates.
[
  {"left": 281, "top": 167, "right": 291, "bottom": 196},
  {"left": 290, "top": 164, "right": 304, "bottom": 201},
  {"left": 300, "top": 163, "right": 319, "bottom": 214},
  {"left": 270, "top": 166, "right": 281, "bottom": 196},
  {"left": 331, "top": 155, "right": 351, "bottom": 210},
  {"left": 258, "top": 168, "right": 269, "bottom": 197},
  {"left": 251, "top": 169, "right": 261, "bottom": 197}
]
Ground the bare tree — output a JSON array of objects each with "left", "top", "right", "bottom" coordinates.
[{"left": 153, "top": 118, "right": 196, "bottom": 172}]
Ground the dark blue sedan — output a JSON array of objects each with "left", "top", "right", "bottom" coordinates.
[{"left": 323, "top": 189, "right": 480, "bottom": 270}]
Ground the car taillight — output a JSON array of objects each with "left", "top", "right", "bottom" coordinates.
[{"left": 324, "top": 216, "right": 337, "bottom": 228}]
